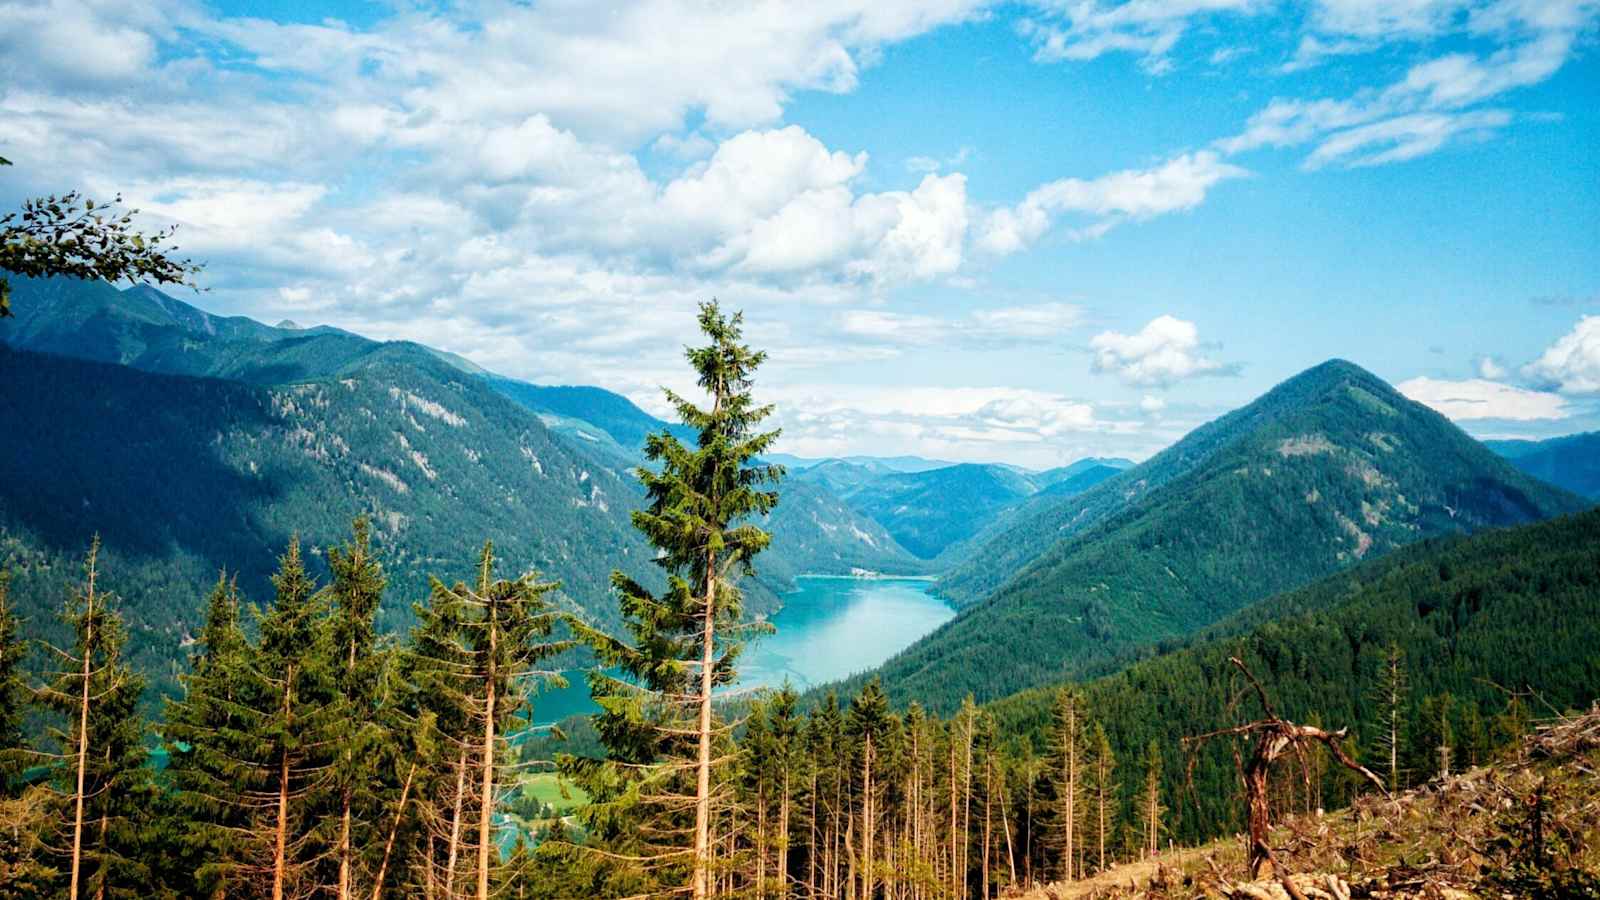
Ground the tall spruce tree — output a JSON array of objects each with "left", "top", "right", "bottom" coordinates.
[
  {"left": 325, "top": 518, "right": 392, "bottom": 900},
  {"left": 163, "top": 572, "right": 253, "bottom": 896},
  {"left": 568, "top": 300, "right": 782, "bottom": 899},
  {"left": 36, "top": 540, "right": 150, "bottom": 899},
  {"left": 244, "top": 536, "right": 341, "bottom": 900}
]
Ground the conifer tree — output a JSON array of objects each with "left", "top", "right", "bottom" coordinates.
[
  {"left": 163, "top": 571, "right": 253, "bottom": 896},
  {"left": 568, "top": 300, "right": 781, "bottom": 899},
  {"left": 243, "top": 536, "right": 341, "bottom": 900},
  {"left": 36, "top": 540, "right": 150, "bottom": 899},
  {"left": 847, "top": 679, "right": 893, "bottom": 900},
  {"left": 1370, "top": 644, "right": 1407, "bottom": 791},
  {"left": 325, "top": 517, "right": 392, "bottom": 900},
  {"left": 0, "top": 572, "right": 28, "bottom": 793},
  {"left": 1085, "top": 723, "right": 1116, "bottom": 875},
  {"left": 1137, "top": 740, "right": 1163, "bottom": 859},
  {"left": 1048, "top": 688, "right": 1082, "bottom": 881}
]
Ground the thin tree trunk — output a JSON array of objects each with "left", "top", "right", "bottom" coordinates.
[
  {"left": 692, "top": 548, "right": 717, "bottom": 900},
  {"left": 862, "top": 733, "right": 873, "bottom": 900},
  {"left": 477, "top": 600, "right": 498, "bottom": 900},
  {"left": 779, "top": 769, "right": 791, "bottom": 899},
  {"left": 370, "top": 762, "right": 417, "bottom": 900},
  {"left": 272, "top": 664, "right": 295, "bottom": 900},
  {"left": 981, "top": 757, "right": 991, "bottom": 900},
  {"left": 68, "top": 579, "right": 94, "bottom": 900},
  {"left": 999, "top": 775, "right": 1016, "bottom": 889},
  {"left": 445, "top": 744, "right": 468, "bottom": 898},
  {"left": 948, "top": 736, "right": 958, "bottom": 900}
]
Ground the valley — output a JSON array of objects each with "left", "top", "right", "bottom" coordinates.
[{"left": 0, "top": 277, "right": 1595, "bottom": 900}]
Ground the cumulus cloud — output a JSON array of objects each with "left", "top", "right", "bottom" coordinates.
[
  {"left": 1523, "top": 316, "right": 1600, "bottom": 394},
  {"left": 978, "top": 152, "right": 1248, "bottom": 254},
  {"left": 1397, "top": 376, "right": 1570, "bottom": 420},
  {"left": 766, "top": 382, "right": 1150, "bottom": 467},
  {"left": 1090, "top": 315, "right": 1234, "bottom": 388}
]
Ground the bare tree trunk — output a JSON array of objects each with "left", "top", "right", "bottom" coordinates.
[
  {"left": 981, "top": 757, "right": 991, "bottom": 900},
  {"left": 948, "top": 738, "right": 958, "bottom": 900},
  {"left": 272, "top": 665, "right": 295, "bottom": 900},
  {"left": 779, "top": 769, "right": 791, "bottom": 899},
  {"left": 68, "top": 562, "right": 96, "bottom": 900},
  {"left": 692, "top": 548, "right": 717, "bottom": 900},
  {"left": 862, "top": 733, "right": 874, "bottom": 900},
  {"left": 477, "top": 600, "right": 499, "bottom": 900},
  {"left": 999, "top": 774, "right": 1016, "bottom": 890},
  {"left": 370, "top": 762, "right": 417, "bottom": 900},
  {"left": 445, "top": 745, "right": 468, "bottom": 898}
]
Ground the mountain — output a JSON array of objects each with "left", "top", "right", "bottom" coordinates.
[
  {"left": 1486, "top": 431, "right": 1600, "bottom": 499},
  {"left": 0, "top": 342, "right": 656, "bottom": 693},
  {"left": 867, "top": 359, "right": 1589, "bottom": 711},
  {"left": 767, "top": 453, "right": 956, "bottom": 473},
  {"left": 0, "top": 278, "right": 932, "bottom": 691},
  {"left": 984, "top": 505, "right": 1600, "bottom": 846},
  {"left": 842, "top": 463, "right": 1042, "bottom": 559}
]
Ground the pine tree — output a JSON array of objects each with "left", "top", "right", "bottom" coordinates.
[
  {"left": 568, "top": 300, "right": 782, "bottom": 899},
  {"left": 0, "top": 571, "right": 28, "bottom": 793},
  {"left": 36, "top": 540, "right": 150, "bottom": 899},
  {"left": 847, "top": 679, "right": 893, "bottom": 900},
  {"left": 1370, "top": 643, "right": 1407, "bottom": 791},
  {"left": 325, "top": 517, "right": 392, "bottom": 900},
  {"left": 1085, "top": 723, "right": 1116, "bottom": 875},
  {"left": 242, "top": 536, "right": 341, "bottom": 900},
  {"left": 1048, "top": 688, "right": 1082, "bottom": 881},
  {"left": 1137, "top": 741, "right": 1162, "bottom": 859},
  {"left": 163, "top": 571, "right": 253, "bottom": 896}
]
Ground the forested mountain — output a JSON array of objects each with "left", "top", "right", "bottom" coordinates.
[
  {"left": 0, "top": 278, "right": 929, "bottom": 695},
  {"left": 983, "top": 506, "right": 1600, "bottom": 845},
  {"left": 0, "top": 344, "right": 654, "bottom": 691},
  {"left": 872, "top": 359, "right": 1589, "bottom": 710},
  {"left": 793, "top": 459, "right": 1127, "bottom": 562},
  {"left": 840, "top": 464, "right": 1040, "bottom": 558},
  {"left": 1487, "top": 431, "right": 1600, "bottom": 498}
]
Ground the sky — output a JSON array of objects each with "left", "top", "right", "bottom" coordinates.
[{"left": 1, "top": 0, "right": 1597, "bottom": 468}]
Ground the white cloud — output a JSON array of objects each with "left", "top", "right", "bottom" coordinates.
[
  {"left": 978, "top": 152, "right": 1248, "bottom": 254},
  {"left": 1523, "top": 316, "right": 1600, "bottom": 394},
  {"left": 1140, "top": 394, "right": 1168, "bottom": 413},
  {"left": 1397, "top": 376, "right": 1570, "bottom": 420},
  {"left": 1090, "top": 315, "right": 1232, "bottom": 387},
  {"left": 835, "top": 302, "right": 1085, "bottom": 348},
  {"left": 1019, "top": 0, "right": 1262, "bottom": 73},
  {"left": 1304, "top": 109, "right": 1512, "bottom": 168},
  {"left": 1476, "top": 355, "right": 1508, "bottom": 379},
  {"left": 1214, "top": 0, "right": 1599, "bottom": 169}
]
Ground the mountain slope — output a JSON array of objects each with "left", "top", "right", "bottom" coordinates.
[
  {"left": 0, "top": 278, "right": 930, "bottom": 659},
  {"left": 874, "top": 360, "right": 1588, "bottom": 710},
  {"left": 1487, "top": 431, "right": 1600, "bottom": 498},
  {"left": 843, "top": 463, "right": 1043, "bottom": 559},
  {"left": 0, "top": 344, "right": 659, "bottom": 692},
  {"left": 984, "top": 506, "right": 1600, "bottom": 846}
]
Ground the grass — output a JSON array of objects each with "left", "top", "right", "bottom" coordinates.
[{"left": 520, "top": 772, "right": 589, "bottom": 815}]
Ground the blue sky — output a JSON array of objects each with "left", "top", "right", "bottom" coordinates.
[{"left": 2, "top": 0, "right": 1596, "bottom": 466}]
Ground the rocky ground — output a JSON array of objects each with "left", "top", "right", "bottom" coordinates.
[{"left": 1020, "top": 706, "right": 1600, "bottom": 900}]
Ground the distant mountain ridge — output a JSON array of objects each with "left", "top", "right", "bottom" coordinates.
[
  {"left": 1487, "top": 431, "right": 1600, "bottom": 499},
  {"left": 790, "top": 456, "right": 1134, "bottom": 561},
  {"left": 861, "top": 358, "right": 1589, "bottom": 711}
]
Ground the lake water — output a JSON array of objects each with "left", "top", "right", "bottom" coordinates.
[{"left": 530, "top": 575, "right": 953, "bottom": 725}]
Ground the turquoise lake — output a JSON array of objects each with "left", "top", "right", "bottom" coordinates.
[{"left": 531, "top": 575, "right": 953, "bottom": 726}]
